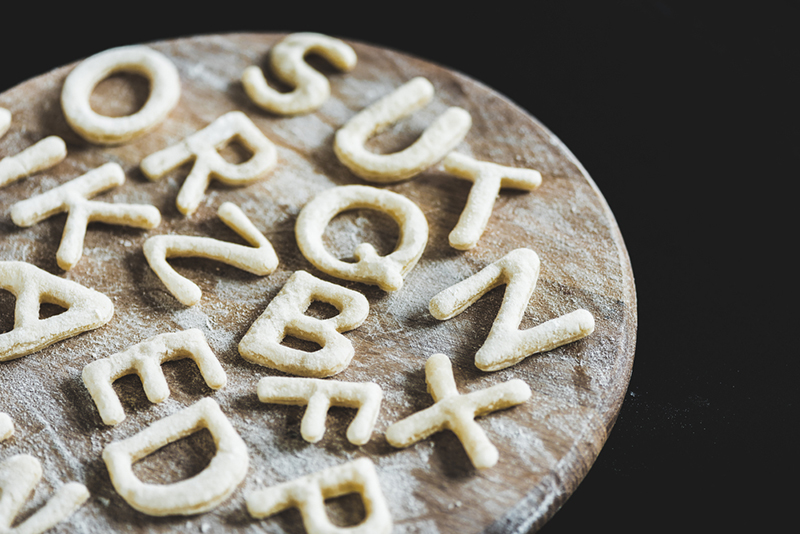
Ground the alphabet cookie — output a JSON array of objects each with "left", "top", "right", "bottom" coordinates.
[
  {"left": 10, "top": 162, "right": 161, "bottom": 270},
  {"left": 242, "top": 32, "right": 357, "bottom": 115},
  {"left": 0, "top": 261, "right": 114, "bottom": 361},
  {"left": 82, "top": 329, "right": 227, "bottom": 425},
  {"left": 238, "top": 270, "right": 369, "bottom": 377},
  {"left": 140, "top": 110, "right": 277, "bottom": 216},
  {"left": 385, "top": 353, "right": 531, "bottom": 469},
  {"left": 295, "top": 185, "right": 428, "bottom": 291},
  {"left": 60, "top": 45, "right": 180, "bottom": 145},
  {"left": 257, "top": 376, "right": 382, "bottom": 445},
  {"left": 429, "top": 248, "right": 595, "bottom": 371},
  {"left": 333, "top": 77, "right": 471, "bottom": 182},
  {"left": 143, "top": 202, "right": 279, "bottom": 305},
  {"left": 0, "top": 413, "right": 12, "bottom": 442},
  {"left": 0, "top": 136, "right": 66, "bottom": 190},
  {"left": 102, "top": 397, "right": 248, "bottom": 516},
  {"left": 0, "top": 454, "right": 89, "bottom": 534},
  {"left": 246, "top": 458, "right": 392, "bottom": 534}
]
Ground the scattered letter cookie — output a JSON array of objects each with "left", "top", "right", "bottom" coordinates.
[
  {"left": 257, "top": 376, "right": 382, "bottom": 445},
  {"left": 0, "top": 136, "right": 67, "bottom": 190},
  {"left": 385, "top": 353, "right": 531, "bottom": 469},
  {"left": 442, "top": 152, "right": 542, "bottom": 250},
  {"left": 9, "top": 162, "right": 161, "bottom": 270},
  {"left": 102, "top": 397, "right": 248, "bottom": 516},
  {"left": 295, "top": 185, "right": 428, "bottom": 291},
  {"left": 0, "top": 454, "right": 89, "bottom": 534},
  {"left": 238, "top": 270, "right": 369, "bottom": 378},
  {"left": 333, "top": 76, "right": 471, "bottom": 182},
  {"left": 144, "top": 202, "right": 279, "bottom": 305},
  {"left": 0, "top": 261, "right": 114, "bottom": 361},
  {"left": 60, "top": 45, "right": 180, "bottom": 145},
  {"left": 246, "top": 457, "right": 392, "bottom": 534},
  {"left": 429, "top": 248, "right": 595, "bottom": 371},
  {"left": 82, "top": 329, "right": 227, "bottom": 426},
  {"left": 242, "top": 32, "right": 357, "bottom": 115},
  {"left": 0, "top": 413, "right": 13, "bottom": 442},
  {"left": 0, "top": 107, "right": 10, "bottom": 138},
  {"left": 140, "top": 110, "right": 277, "bottom": 216}
]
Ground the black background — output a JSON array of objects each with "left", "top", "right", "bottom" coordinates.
[{"left": 1, "top": 1, "right": 794, "bottom": 531}]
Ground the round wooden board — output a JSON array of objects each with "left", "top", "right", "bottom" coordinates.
[{"left": 0, "top": 33, "right": 636, "bottom": 533}]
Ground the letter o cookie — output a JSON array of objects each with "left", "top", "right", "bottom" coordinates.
[
  {"left": 295, "top": 185, "right": 428, "bottom": 291},
  {"left": 61, "top": 45, "right": 180, "bottom": 145}
]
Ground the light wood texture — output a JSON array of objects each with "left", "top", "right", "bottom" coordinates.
[{"left": 0, "top": 33, "right": 636, "bottom": 532}]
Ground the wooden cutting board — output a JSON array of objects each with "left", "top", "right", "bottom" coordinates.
[{"left": 0, "top": 33, "right": 636, "bottom": 533}]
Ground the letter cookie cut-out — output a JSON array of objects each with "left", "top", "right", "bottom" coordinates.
[
  {"left": 0, "top": 261, "right": 114, "bottom": 361},
  {"left": 242, "top": 32, "right": 357, "bottom": 115},
  {"left": 246, "top": 457, "right": 392, "bottom": 534},
  {"left": 9, "top": 162, "right": 161, "bottom": 270},
  {"left": 82, "top": 329, "right": 227, "bottom": 426},
  {"left": 257, "top": 377, "right": 382, "bottom": 445},
  {"left": 238, "top": 270, "right": 369, "bottom": 378},
  {"left": 429, "top": 248, "right": 595, "bottom": 372},
  {"left": 0, "top": 454, "right": 89, "bottom": 534},
  {"left": 102, "top": 397, "right": 248, "bottom": 516},
  {"left": 385, "top": 353, "right": 531, "bottom": 469},
  {"left": 0, "top": 136, "right": 67, "bottom": 190},
  {"left": 144, "top": 202, "right": 279, "bottom": 305},
  {"left": 333, "top": 76, "right": 471, "bottom": 182},
  {"left": 441, "top": 152, "right": 542, "bottom": 250},
  {"left": 60, "top": 45, "right": 180, "bottom": 145},
  {"left": 295, "top": 185, "right": 428, "bottom": 291},
  {"left": 0, "top": 107, "right": 10, "bottom": 138},
  {"left": 0, "top": 413, "right": 13, "bottom": 442},
  {"left": 140, "top": 110, "right": 277, "bottom": 216}
]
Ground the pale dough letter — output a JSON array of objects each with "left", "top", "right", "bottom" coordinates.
[
  {"left": 429, "top": 248, "right": 595, "bottom": 371},
  {"left": 334, "top": 77, "right": 471, "bottom": 182},
  {"left": 238, "top": 270, "right": 369, "bottom": 378},
  {"left": 0, "top": 136, "right": 67, "bottom": 190},
  {"left": 102, "top": 397, "right": 248, "bottom": 516},
  {"left": 60, "top": 45, "right": 180, "bottom": 145},
  {"left": 295, "top": 185, "right": 428, "bottom": 291},
  {"left": 242, "top": 32, "right": 357, "bottom": 115}
]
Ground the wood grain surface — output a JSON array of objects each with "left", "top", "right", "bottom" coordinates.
[{"left": 0, "top": 33, "right": 636, "bottom": 533}]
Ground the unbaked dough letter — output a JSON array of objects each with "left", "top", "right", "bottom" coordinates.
[
  {"left": 140, "top": 111, "right": 277, "bottom": 216},
  {"left": 9, "top": 163, "right": 161, "bottom": 270},
  {"left": 238, "top": 270, "right": 369, "bottom": 377},
  {"left": 242, "top": 32, "right": 357, "bottom": 115},
  {"left": 102, "top": 398, "right": 248, "bottom": 516},
  {"left": 429, "top": 248, "right": 595, "bottom": 371},
  {"left": 0, "top": 454, "right": 89, "bottom": 534},
  {"left": 0, "top": 136, "right": 67, "bottom": 190},
  {"left": 82, "top": 329, "right": 227, "bottom": 425},
  {"left": 334, "top": 77, "right": 471, "bottom": 182}
]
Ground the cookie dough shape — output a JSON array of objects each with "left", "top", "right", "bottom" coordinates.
[
  {"left": 0, "top": 261, "right": 114, "bottom": 361},
  {"left": 9, "top": 162, "right": 161, "bottom": 270},
  {"left": 0, "top": 107, "right": 10, "bottom": 138},
  {"left": 0, "top": 413, "right": 13, "bottom": 442},
  {"left": 0, "top": 454, "right": 89, "bottom": 534},
  {"left": 385, "top": 353, "right": 531, "bottom": 469},
  {"left": 82, "top": 329, "right": 227, "bottom": 426},
  {"left": 295, "top": 185, "right": 428, "bottom": 292},
  {"left": 442, "top": 152, "right": 542, "bottom": 250},
  {"left": 60, "top": 45, "right": 180, "bottom": 145},
  {"left": 140, "top": 110, "right": 277, "bottom": 216},
  {"left": 144, "top": 202, "right": 279, "bottom": 306},
  {"left": 257, "top": 377, "right": 382, "bottom": 445},
  {"left": 238, "top": 270, "right": 369, "bottom": 378},
  {"left": 429, "top": 248, "right": 595, "bottom": 372},
  {"left": 102, "top": 397, "right": 248, "bottom": 516},
  {"left": 242, "top": 32, "right": 357, "bottom": 116},
  {"left": 0, "top": 136, "right": 67, "bottom": 190},
  {"left": 246, "top": 457, "right": 392, "bottom": 534},
  {"left": 333, "top": 76, "right": 471, "bottom": 182}
]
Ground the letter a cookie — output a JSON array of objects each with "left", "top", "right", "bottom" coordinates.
[{"left": 0, "top": 261, "right": 114, "bottom": 361}]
